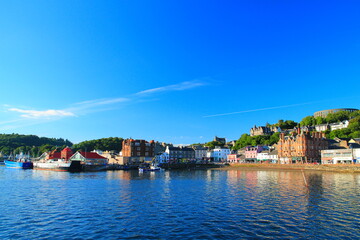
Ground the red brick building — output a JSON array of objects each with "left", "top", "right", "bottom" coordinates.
[
  {"left": 121, "top": 139, "right": 155, "bottom": 165},
  {"left": 278, "top": 128, "right": 328, "bottom": 163},
  {"left": 122, "top": 139, "right": 155, "bottom": 157},
  {"left": 61, "top": 147, "right": 73, "bottom": 160},
  {"left": 47, "top": 147, "right": 74, "bottom": 160}
]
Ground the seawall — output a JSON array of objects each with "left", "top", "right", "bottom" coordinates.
[{"left": 222, "top": 163, "right": 360, "bottom": 173}]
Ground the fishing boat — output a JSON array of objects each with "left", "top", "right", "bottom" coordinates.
[
  {"left": 33, "top": 159, "right": 82, "bottom": 172},
  {"left": 4, "top": 159, "right": 33, "bottom": 169},
  {"left": 138, "top": 163, "right": 162, "bottom": 172}
]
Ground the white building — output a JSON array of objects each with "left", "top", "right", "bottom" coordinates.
[
  {"left": 330, "top": 120, "right": 349, "bottom": 131},
  {"left": 209, "top": 147, "right": 231, "bottom": 162},
  {"left": 321, "top": 149, "right": 355, "bottom": 164},
  {"left": 257, "top": 150, "right": 278, "bottom": 163},
  {"left": 155, "top": 152, "right": 169, "bottom": 164}
]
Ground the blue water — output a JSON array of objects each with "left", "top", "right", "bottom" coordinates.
[{"left": 0, "top": 167, "right": 359, "bottom": 239}]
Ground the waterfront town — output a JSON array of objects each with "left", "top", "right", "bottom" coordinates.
[{"left": 1, "top": 108, "right": 360, "bottom": 170}]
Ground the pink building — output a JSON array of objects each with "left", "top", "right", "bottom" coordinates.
[{"left": 245, "top": 146, "right": 265, "bottom": 162}]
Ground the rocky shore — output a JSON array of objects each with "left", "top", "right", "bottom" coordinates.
[{"left": 221, "top": 163, "right": 360, "bottom": 173}]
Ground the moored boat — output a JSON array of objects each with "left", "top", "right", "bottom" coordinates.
[
  {"left": 33, "top": 159, "right": 82, "bottom": 172},
  {"left": 33, "top": 147, "right": 82, "bottom": 172},
  {"left": 138, "top": 163, "right": 162, "bottom": 172},
  {"left": 4, "top": 159, "right": 33, "bottom": 169}
]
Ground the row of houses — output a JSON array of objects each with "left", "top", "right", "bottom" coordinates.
[{"left": 99, "top": 132, "right": 360, "bottom": 165}]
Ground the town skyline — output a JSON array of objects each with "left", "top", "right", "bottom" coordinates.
[{"left": 1, "top": 1, "right": 360, "bottom": 144}]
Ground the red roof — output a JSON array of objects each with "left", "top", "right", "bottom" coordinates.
[
  {"left": 48, "top": 152, "right": 61, "bottom": 159},
  {"left": 79, "top": 152, "right": 107, "bottom": 159},
  {"left": 62, "top": 147, "right": 73, "bottom": 152}
]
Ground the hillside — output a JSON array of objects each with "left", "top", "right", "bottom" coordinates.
[{"left": 0, "top": 134, "right": 72, "bottom": 156}]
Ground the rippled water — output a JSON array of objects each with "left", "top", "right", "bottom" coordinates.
[{"left": 0, "top": 167, "right": 359, "bottom": 239}]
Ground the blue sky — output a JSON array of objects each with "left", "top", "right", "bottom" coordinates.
[{"left": 0, "top": 0, "right": 359, "bottom": 145}]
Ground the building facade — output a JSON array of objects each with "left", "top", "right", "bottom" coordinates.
[
  {"left": 245, "top": 146, "right": 265, "bottom": 162},
  {"left": 155, "top": 152, "right": 170, "bottom": 164},
  {"left": 250, "top": 125, "right": 280, "bottom": 136},
  {"left": 321, "top": 149, "right": 354, "bottom": 164},
  {"left": 257, "top": 150, "right": 278, "bottom": 163},
  {"left": 314, "top": 108, "right": 358, "bottom": 118},
  {"left": 278, "top": 129, "right": 328, "bottom": 164},
  {"left": 121, "top": 139, "right": 155, "bottom": 165},
  {"left": 165, "top": 146, "right": 195, "bottom": 162},
  {"left": 192, "top": 146, "right": 208, "bottom": 160},
  {"left": 209, "top": 146, "right": 231, "bottom": 162}
]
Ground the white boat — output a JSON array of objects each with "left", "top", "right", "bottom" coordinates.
[
  {"left": 139, "top": 164, "right": 162, "bottom": 172},
  {"left": 33, "top": 159, "right": 82, "bottom": 172}
]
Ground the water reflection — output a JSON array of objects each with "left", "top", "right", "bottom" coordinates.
[{"left": 1, "top": 167, "right": 359, "bottom": 239}]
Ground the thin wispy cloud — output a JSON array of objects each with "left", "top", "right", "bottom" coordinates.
[
  {"left": 136, "top": 80, "right": 206, "bottom": 96},
  {"left": 8, "top": 108, "right": 76, "bottom": 119},
  {"left": 203, "top": 102, "right": 316, "bottom": 118},
  {"left": 2, "top": 80, "right": 208, "bottom": 130},
  {"left": 74, "top": 97, "right": 130, "bottom": 107}
]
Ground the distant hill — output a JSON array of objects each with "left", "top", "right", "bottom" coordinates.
[
  {"left": 0, "top": 133, "right": 73, "bottom": 156},
  {"left": 72, "top": 137, "right": 124, "bottom": 152}
]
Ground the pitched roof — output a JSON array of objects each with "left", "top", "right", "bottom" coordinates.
[{"left": 79, "top": 152, "right": 107, "bottom": 159}]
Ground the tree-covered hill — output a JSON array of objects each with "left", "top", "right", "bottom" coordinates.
[
  {"left": 0, "top": 134, "right": 72, "bottom": 156},
  {"left": 72, "top": 137, "right": 123, "bottom": 152},
  {"left": 0, "top": 134, "right": 124, "bottom": 157}
]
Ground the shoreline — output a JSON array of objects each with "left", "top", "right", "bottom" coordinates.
[{"left": 219, "top": 163, "right": 360, "bottom": 173}]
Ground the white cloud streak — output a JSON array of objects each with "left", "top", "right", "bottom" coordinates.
[
  {"left": 203, "top": 102, "right": 315, "bottom": 118},
  {"left": 136, "top": 80, "right": 206, "bottom": 96},
  {"left": 8, "top": 108, "right": 75, "bottom": 119},
  {"left": 3, "top": 80, "right": 207, "bottom": 126}
]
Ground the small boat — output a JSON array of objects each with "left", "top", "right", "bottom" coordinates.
[
  {"left": 4, "top": 159, "right": 33, "bottom": 169},
  {"left": 139, "top": 164, "right": 162, "bottom": 172}
]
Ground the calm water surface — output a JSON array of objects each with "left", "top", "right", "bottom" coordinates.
[{"left": 0, "top": 167, "right": 359, "bottom": 239}]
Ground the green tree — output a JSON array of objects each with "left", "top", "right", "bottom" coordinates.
[
  {"left": 300, "top": 116, "right": 316, "bottom": 126},
  {"left": 205, "top": 141, "right": 224, "bottom": 149},
  {"left": 315, "top": 116, "right": 326, "bottom": 125}
]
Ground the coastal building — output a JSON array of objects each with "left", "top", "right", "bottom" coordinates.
[
  {"left": 321, "top": 149, "right": 354, "bottom": 164},
  {"left": 314, "top": 108, "right": 358, "bottom": 118},
  {"left": 250, "top": 125, "right": 280, "bottom": 136},
  {"left": 39, "top": 147, "right": 74, "bottom": 161},
  {"left": 154, "top": 152, "right": 169, "bottom": 164},
  {"left": 236, "top": 147, "right": 247, "bottom": 162},
  {"left": 121, "top": 139, "right": 155, "bottom": 165},
  {"left": 257, "top": 150, "right": 278, "bottom": 163},
  {"left": 354, "top": 149, "right": 360, "bottom": 164},
  {"left": 245, "top": 146, "right": 266, "bottom": 162},
  {"left": 165, "top": 146, "right": 195, "bottom": 162},
  {"left": 227, "top": 154, "right": 239, "bottom": 163},
  {"left": 98, "top": 150, "right": 123, "bottom": 165},
  {"left": 192, "top": 145, "right": 208, "bottom": 160},
  {"left": 154, "top": 141, "right": 172, "bottom": 155},
  {"left": 209, "top": 146, "right": 231, "bottom": 162},
  {"left": 278, "top": 128, "right": 328, "bottom": 164},
  {"left": 69, "top": 151, "right": 108, "bottom": 171}
]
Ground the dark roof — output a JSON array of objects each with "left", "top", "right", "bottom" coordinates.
[{"left": 349, "top": 143, "right": 360, "bottom": 149}]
